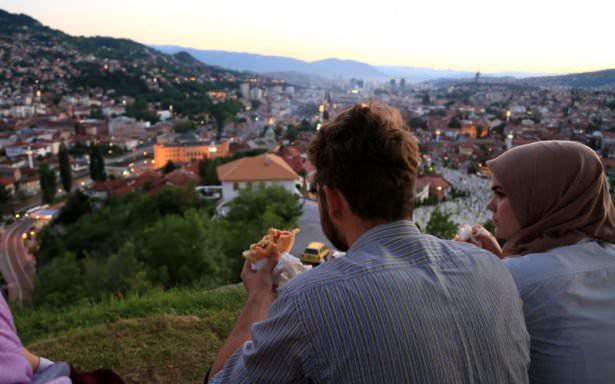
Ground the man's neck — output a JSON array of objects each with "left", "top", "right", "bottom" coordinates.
[{"left": 344, "top": 218, "right": 391, "bottom": 248}]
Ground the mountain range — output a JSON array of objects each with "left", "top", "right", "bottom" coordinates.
[
  {"left": 152, "top": 45, "right": 615, "bottom": 89},
  {"left": 1, "top": 7, "right": 613, "bottom": 91},
  {"left": 152, "top": 45, "right": 554, "bottom": 83},
  {"left": 152, "top": 46, "right": 385, "bottom": 79}
]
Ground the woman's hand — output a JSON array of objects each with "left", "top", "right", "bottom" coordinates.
[
  {"left": 454, "top": 224, "right": 504, "bottom": 258},
  {"left": 470, "top": 224, "right": 504, "bottom": 258}
]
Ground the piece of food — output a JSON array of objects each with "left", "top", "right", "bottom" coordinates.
[
  {"left": 457, "top": 224, "right": 473, "bottom": 241},
  {"left": 243, "top": 228, "right": 300, "bottom": 263},
  {"left": 269, "top": 228, "right": 300, "bottom": 253}
]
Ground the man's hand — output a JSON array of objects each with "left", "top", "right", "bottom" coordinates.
[
  {"left": 209, "top": 252, "right": 280, "bottom": 379},
  {"left": 241, "top": 251, "right": 280, "bottom": 299}
]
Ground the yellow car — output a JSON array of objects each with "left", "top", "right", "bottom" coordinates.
[{"left": 300, "top": 242, "right": 330, "bottom": 265}]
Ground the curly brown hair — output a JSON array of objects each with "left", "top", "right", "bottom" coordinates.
[{"left": 308, "top": 102, "right": 419, "bottom": 221}]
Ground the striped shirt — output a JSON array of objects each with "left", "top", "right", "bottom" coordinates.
[{"left": 210, "top": 220, "right": 530, "bottom": 383}]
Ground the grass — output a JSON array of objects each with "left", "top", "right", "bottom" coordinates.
[{"left": 13, "top": 285, "right": 247, "bottom": 383}]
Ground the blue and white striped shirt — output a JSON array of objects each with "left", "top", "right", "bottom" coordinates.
[{"left": 210, "top": 220, "right": 530, "bottom": 383}]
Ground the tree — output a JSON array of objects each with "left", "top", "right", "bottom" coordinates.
[
  {"left": 56, "top": 190, "right": 91, "bottom": 225},
  {"left": 163, "top": 160, "right": 177, "bottom": 174},
  {"left": 39, "top": 164, "right": 57, "bottom": 204},
  {"left": 81, "top": 242, "right": 145, "bottom": 299},
  {"left": 89, "top": 145, "right": 106, "bottom": 181},
  {"left": 409, "top": 117, "right": 427, "bottom": 130},
  {"left": 286, "top": 125, "right": 299, "bottom": 142},
  {"left": 448, "top": 117, "right": 461, "bottom": 129},
  {"left": 33, "top": 252, "right": 83, "bottom": 306},
  {"left": 210, "top": 100, "right": 242, "bottom": 140},
  {"left": 250, "top": 99, "right": 261, "bottom": 110},
  {"left": 89, "top": 106, "right": 104, "bottom": 119},
  {"left": 222, "top": 186, "right": 303, "bottom": 278},
  {"left": 140, "top": 209, "right": 226, "bottom": 286},
  {"left": 299, "top": 119, "right": 314, "bottom": 132},
  {"left": 58, "top": 144, "right": 72, "bottom": 193},
  {"left": 173, "top": 119, "right": 195, "bottom": 133},
  {"left": 425, "top": 208, "right": 457, "bottom": 240},
  {"left": 125, "top": 98, "right": 159, "bottom": 124},
  {"left": 0, "top": 184, "right": 13, "bottom": 216},
  {"left": 199, "top": 158, "right": 221, "bottom": 185}
]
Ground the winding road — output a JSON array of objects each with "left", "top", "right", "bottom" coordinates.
[{"left": 0, "top": 218, "right": 35, "bottom": 301}]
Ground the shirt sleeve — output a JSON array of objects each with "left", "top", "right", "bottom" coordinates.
[
  {"left": 0, "top": 294, "right": 33, "bottom": 383},
  {"left": 209, "top": 291, "right": 313, "bottom": 384}
]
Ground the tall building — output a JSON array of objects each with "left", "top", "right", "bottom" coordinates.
[
  {"left": 153, "top": 141, "right": 230, "bottom": 169},
  {"left": 240, "top": 83, "right": 250, "bottom": 99}
]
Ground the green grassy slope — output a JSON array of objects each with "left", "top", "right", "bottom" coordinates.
[{"left": 14, "top": 286, "right": 246, "bottom": 383}]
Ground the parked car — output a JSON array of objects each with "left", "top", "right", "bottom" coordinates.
[{"left": 300, "top": 242, "right": 330, "bottom": 265}]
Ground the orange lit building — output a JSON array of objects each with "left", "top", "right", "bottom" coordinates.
[
  {"left": 461, "top": 123, "right": 489, "bottom": 138},
  {"left": 153, "top": 141, "right": 230, "bottom": 169}
]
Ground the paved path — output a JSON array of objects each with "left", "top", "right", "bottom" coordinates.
[{"left": 291, "top": 199, "right": 333, "bottom": 256}]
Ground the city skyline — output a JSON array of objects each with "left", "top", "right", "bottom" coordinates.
[{"left": 0, "top": 0, "right": 614, "bottom": 75}]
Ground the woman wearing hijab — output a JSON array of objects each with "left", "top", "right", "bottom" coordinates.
[{"left": 458, "top": 140, "right": 615, "bottom": 384}]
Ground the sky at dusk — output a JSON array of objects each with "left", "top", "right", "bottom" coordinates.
[{"left": 1, "top": 0, "right": 613, "bottom": 74}]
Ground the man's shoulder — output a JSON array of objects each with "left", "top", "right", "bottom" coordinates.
[
  {"left": 279, "top": 236, "right": 505, "bottom": 298},
  {"left": 279, "top": 261, "right": 343, "bottom": 298}
]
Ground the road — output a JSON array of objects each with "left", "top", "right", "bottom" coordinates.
[
  {"left": 0, "top": 219, "right": 35, "bottom": 301},
  {"left": 291, "top": 199, "right": 333, "bottom": 256}
]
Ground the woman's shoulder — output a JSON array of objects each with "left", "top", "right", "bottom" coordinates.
[{"left": 504, "top": 240, "right": 615, "bottom": 289}]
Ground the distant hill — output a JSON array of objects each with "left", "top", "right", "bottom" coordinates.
[
  {"left": 0, "top": 9, "right": 251, "bottom": 119},
  {"left": 152, "top": 45, "right": 386, "bottom": 79},
  {"left": 520, "top": 69, "right": 615, "bottom": 89},
  {"left": 152, "top": 45, "right": 555, "bottom": 83}
]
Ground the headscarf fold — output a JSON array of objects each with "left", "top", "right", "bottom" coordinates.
[{"left": 486, "top": 140, "right": 615, "bottom": 256}]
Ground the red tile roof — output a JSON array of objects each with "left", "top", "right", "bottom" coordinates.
[{"left": 217, "top": 154, "right": 297, "bottom": 182}]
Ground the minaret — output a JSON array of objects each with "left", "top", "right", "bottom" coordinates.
[
  {"left": 506, "top": 134, "right": 514, "bottom": 150},
  {"left": 26, "top": 146, "right": 34, "bottom": 169}
]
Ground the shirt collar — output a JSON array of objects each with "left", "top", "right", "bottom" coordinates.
[{"left": 348, "top": 220, "right": 422, "bottom": 254}]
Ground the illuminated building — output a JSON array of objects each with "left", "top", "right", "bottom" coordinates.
[{"left": 153, "top": 141, "right": 229, "bottom": 169}]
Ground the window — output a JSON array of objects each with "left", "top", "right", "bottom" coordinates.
[{"left": 233, "top": 182, "right": 239, "bottom": 191}]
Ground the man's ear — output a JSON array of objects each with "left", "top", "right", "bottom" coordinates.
[{"left": 323, "top": 186, "right": 350, "bottom": 222}]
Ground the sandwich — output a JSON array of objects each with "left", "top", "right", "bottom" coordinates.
[{"left": 243, "top": 228, "right": 300, "bottom": 263}]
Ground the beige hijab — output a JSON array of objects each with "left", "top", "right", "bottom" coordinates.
[{"left": 486, "top": 140, "right": 615, "bottom": 256}]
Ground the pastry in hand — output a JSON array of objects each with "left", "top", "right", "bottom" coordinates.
[{"left": 243, "top": 228, "right": 300, "bottom": 263}]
